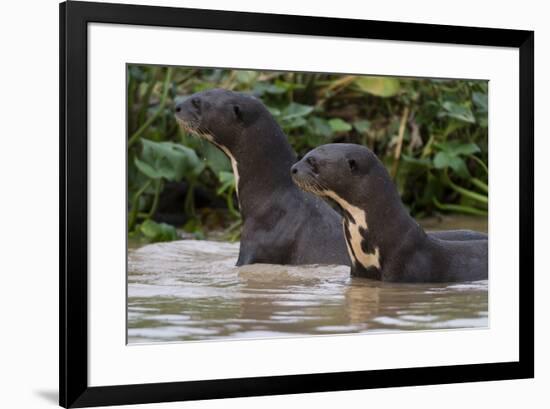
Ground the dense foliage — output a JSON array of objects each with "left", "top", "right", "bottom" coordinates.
[{"left": 127, "top": 65, "right": 488, "bottom": 242}]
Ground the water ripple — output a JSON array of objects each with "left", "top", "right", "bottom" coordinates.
[{"left": 128, "top": 240, "right": 488, "bottom": 343}]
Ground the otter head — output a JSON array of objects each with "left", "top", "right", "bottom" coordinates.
[
  {"left": 292, "top": 144, "right": 388, "bottom": 277},
  {"left": 174, "top": 88, "right": 264, "bottom": 153},
  {"left": 291, "top": 143, "right": 384, "bottom": 208}
]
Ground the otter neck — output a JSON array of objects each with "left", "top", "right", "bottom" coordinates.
[
  {"left": 326, "top": 179, "right": 425, "bottom": 274},
  {"left": 364, "top": 177, "right": 427, "bottom": 267},
  {"left": 225, "top": 121, "right": 297, "bottom": 218}
]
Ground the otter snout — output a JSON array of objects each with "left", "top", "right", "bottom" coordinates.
[
  {"left": 292, "top": 156, "right": 318, "bottom": 175},
  {"left": 291, "top": 156, "right": 318, "bottom": 183},
  {"left": 174, "top": 96, "right": 202, "bottom": 126},
  {"left": 290, "top": 161, "right": 306, "bottom": 178},
  {"left": 291, "top": 157, "right": 327, "bottom": 196}
]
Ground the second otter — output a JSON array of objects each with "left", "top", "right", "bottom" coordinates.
[{"left": 291, "top": 144, "right": 488, "bottom": 282}]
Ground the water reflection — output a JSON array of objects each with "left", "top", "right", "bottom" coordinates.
[{"left": 128, "top": 227, "right": 488, "bottom": 344}]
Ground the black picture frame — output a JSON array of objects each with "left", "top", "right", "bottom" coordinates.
[{"left": 60, "top": 1, "right": 534, "bottom": 407}]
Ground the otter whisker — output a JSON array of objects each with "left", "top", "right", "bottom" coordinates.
[{"left": 294, "top": 177, "right": 327, "bottom": 197}]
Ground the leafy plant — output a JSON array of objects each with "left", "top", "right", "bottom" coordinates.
[
  {"left": 216, "top": 171, "right": 240, "bottom": 219},
  {"left": 139, "top": 220, "right": 178, "bottom": 242},
  {"left": 128, "top": 138, "right": 205, "bottom": 233},
  {"left": 433, "top": 141, "right": 480, "bottom": 179},
  {"left": 127, "top": 65, "right": 489, "bottom": 242},
  {"left": 355, "top": 76, "right": 401, "bottom": 97},
  {"left": 134, "top": 139, "right": 205, "bottom": 181}
]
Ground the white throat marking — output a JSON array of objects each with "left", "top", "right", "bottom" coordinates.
[{"left": 323, "top": 190, "right": 381, "bottom": 270}]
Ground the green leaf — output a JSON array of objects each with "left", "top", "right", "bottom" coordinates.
[
  {"left": 432, "top": 141, "right": 479, "bottom": 179},
  {"left": 192, "top": 83, "right": 215, "bottom": 93},
  {"left": 472, "top": 92, "right": 488, "bottom": 113},
  {"left": 139, "top": 220, "right": 178, "bottom": 242},
  {"left": 328, "top": 118, "right": 352, "bottom": 133},
  {"left": 353, "top": 120, "right": 370, "bottom": 134},
  {"left": 279, "top": 103, "right": 313, "bottom": 130},
  {"left": 182, "top": 218, "right": 205, "bottom": 239},
  {"left": 435, "top": 141, "right": 480, "bottom": 156},
  {"left": 274, "top": 80, "right": 305, "bottom": 92},
  {"left": 433, "top": 151, "right": 453, "bottom": 168},
  {"left": 439, "top": 101, "right": 475, "bottom": 123},
  {"left": 216, "top": 171, "right": 235, "bottom": 194},
  {"left": 355, "top": 77, "right": 400, "bottom": 97},
  {"left": 134, "top": 157, "right": 163, "bottom": 179},
  {"left": 309, "top": 117, "right": 333, "bottom": 138},
  {"left": 304, "top": 133, "right": 326, "bottom": 147},
  {"left": 136, "top": 139, "right": 205, "bottom": 182},
  {"left": 202, "top": 143, "right": 231, "bottom": 174},
  {"left": 402, "top": 154, "right": 432, "bottom": 168},
  {"left": 235, "top": 71, "right": 257, "bottom": 84},
  {"left": 254, "top": 83, "right": 287, "bottom": 96},
  {"left": 266, "top": 106, "right": 281, "bottom": 117},
  {"left": 472, "top": 92, "right": 488, "bottom": 128},
  {"left": 283, "top": 116, "right": 308, "bottom": 130},
  {"left": 451, "top": 159, "right": 471, "bottom": 179},
  {"left": 281, "top": 102, "right": 314, "bottom": 120},
  {"left": 433, "top": 152, "right": 470, "bottom": 178}
]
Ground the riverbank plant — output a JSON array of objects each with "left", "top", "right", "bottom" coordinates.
[{"left": 127, "top": 66, "right": 488, "bottom": 242}]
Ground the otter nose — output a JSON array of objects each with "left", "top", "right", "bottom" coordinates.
[
  {"left": 175, "top": 97, "right": 201, "bottom": 115},
  {"left": 291, "top": 164, "right": 299, "bottom": 175}
]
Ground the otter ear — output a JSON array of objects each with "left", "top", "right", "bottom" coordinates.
[
  {"left": 233, "top": 105, "right": 244, "bottom": 122},
  {"left": 347, "top": 158, "right": 358, "bottom": 173}
]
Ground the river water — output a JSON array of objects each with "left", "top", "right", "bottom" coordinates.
[{"left": 128, "top": 217, "right": 488, "bottom": 344}]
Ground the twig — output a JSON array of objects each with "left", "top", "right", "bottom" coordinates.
[
  {"left": 391, "top": 106, "right": 410, "bottom": 179},
  {"left": 145, "top": 179, "right": 163, "bottom": 219},
  {"left": 315, "top": 75, "right": 357, "bottom": 108},
  {"left": 128, "top": 67, "right": 173, "bottom": 148},
  {"left": 443, "top": 172, "right": 488, "bottom": 204},
  {"left": 433, "top": 197, "right": 488, "bottom": 216},
  {"left": 221, "top": 71, "right": 237, "bottom": 89},
  {"left": 470, "top": 177, "right": 489, "bottom": 194},
  {"left": 184, "top": 180, "right": 196, "bottom": 217},
  {"left": 137, "top": 67, "right": 159, "bottom": 125},
  {"left": 128, "top": 179, "right": 152, "bottom": 230},
  {"left": 225, "top": 186, "right": 240, "bottom": 219},
  {"left": 470, "top": 155, "right": 489, "bottom": 174}
]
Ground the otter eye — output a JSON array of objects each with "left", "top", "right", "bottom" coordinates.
[
  {"left": 306, "top": 156, "right": 319, "bottom": 174},
  {"left": 191, "top": 97, "right": 201, "bottom": 111},
  {"left": 233, "top": 105, "right": 243, "bottom": 121},
  {"left": 348, "top": 159, "right": 357, "bottom": 172}
]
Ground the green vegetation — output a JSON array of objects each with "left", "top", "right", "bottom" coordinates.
[{"left": 127, "top": 65, "right": 488, "bottom": 243}]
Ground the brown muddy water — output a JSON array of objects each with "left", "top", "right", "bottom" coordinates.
[{"left": 128, "top": 217, "right": 488, "bottom": 344}]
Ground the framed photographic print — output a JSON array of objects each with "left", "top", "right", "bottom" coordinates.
[{"left": 60, "top": 1, "right": 534, "bottom": 407}]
